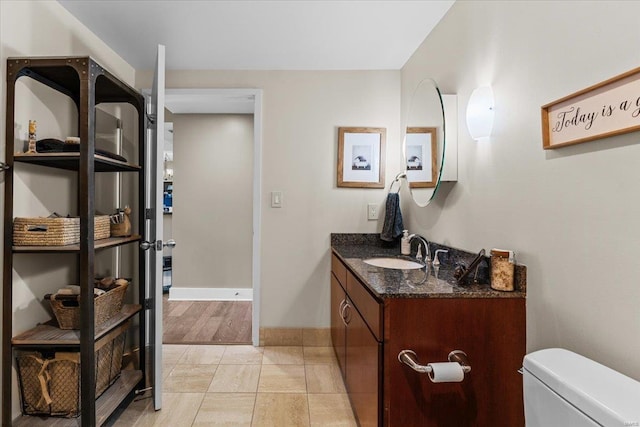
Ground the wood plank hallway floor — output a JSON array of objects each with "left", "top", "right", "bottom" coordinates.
[{"left": 163, "top": 294, "right": 252, "bottom": 344}]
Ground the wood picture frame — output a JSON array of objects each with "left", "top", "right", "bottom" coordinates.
[
  {"left": 541, "top": 66, "right": 640, "bottom": 149},
  {"left": 337, "top": 127, "right": 386, "bottom": 188},
  {"left": 405, "top": 127, "right": 437, "bottom": 188}
]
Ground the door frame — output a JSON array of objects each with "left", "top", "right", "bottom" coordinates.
[{"left": 164, "top": 88, "right": 263, "bottom": 346}]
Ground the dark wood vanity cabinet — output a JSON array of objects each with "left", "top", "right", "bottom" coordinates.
[
  {"left": 331, "top": 251, "right": 526, "bottom": 427},
  {"left": 331, "top": 254, "right": 381, "bottom": 427}
]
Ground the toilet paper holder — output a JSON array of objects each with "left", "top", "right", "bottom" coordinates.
[{"left": 398, "top": 349, "right": 471, "bottom": 376}]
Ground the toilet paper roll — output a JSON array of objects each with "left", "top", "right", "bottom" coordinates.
[{"left": 427, "top": 362, "right": 465, "bottom": 383}]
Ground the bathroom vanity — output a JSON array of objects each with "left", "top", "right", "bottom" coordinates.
[{"left": 331, "top": 234, "right": 526, "bottom": 427}]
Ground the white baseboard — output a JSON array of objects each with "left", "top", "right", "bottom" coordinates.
[{"left": 168, "top": 287, "right": 253, "bottom": 301}]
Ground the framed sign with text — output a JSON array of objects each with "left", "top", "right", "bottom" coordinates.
[{"left": 541, "top": 66, "right": 640, "bottom": 149}]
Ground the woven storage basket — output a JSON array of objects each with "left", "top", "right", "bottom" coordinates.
[
  {"left": 16, "top": 322, "right": 127, "bottom": 418},
  {"left": 109, "top": 332, "right": 126, "bottom": 383},
  {"left": 48, "top": 282, "right": 128, "bottom": 330},
  {"left": 95, "top": 215, "right": 110, "bottom": 240},
  {"left": 48, "top": 355, "right": 80, "bottom": 416},
  {"left": 110, "top": 221, "right": 131, "bottom": 237},
  {"left": 13, "top": 215, "right": 110, "bottom": 246},
  {"left": 16, "top": 352, "right": 51, "bottom": 415}
]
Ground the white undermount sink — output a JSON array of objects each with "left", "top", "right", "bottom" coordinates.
[{"left": 363, "top": 257, "right": 424, "bottom": 270}]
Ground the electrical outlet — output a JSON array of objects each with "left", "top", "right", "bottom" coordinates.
[{"left": 367, "top": 203, "right": 379, "bottom": 220}]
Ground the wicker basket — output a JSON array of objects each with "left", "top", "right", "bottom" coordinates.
[
  {"left": 110, "top": 221, "right": 131, "bottom": 237},
  {"left": 48, "top": 282, "right": 128, "bottom": 330},
  {"left": 16, "top": 322, "right": 128, "bottom": 418},
  {"left": 13, "top": 215, "right": 110, "bottom": 246}
]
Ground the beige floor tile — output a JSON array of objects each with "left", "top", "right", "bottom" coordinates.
[
  {"left": 116, "top": 345, "right": 359, "bottom": 426},
  {"left": 163, "top": 345, "right": 189, "bottom": 382},
  {"left": 193, "top": 393, "right": 256, "bottom": 426},
  {"left": 162, "top": 362, "right": 175, "bottom": 381},
  {"left": 162, "top": 344, "right": 189, "bottom": 364},
  {"left": 163, "top": 358, "right": 178, "bottom": 371},
  {"left": 258, "top": 364, "right": 307, "bottom": 393},
  {"left": 208, "top": 364, "right": 262, "bottom": 393},
  {"left": 220, "top": 345, "right": 264, "bottom": 364},
  {"left": 164, "top": 364, "right": 218, "bottom": 392},
  {"left": 252, "top": 393, "right": 310, "bottom": 427},
  {"left": 115, "top": 392, "right": 204, "bottom": 427},
  {"left": 305, "top": 364, "right": 346, "bottom": 393},
  {"left": 308, "top": 393, "right": 357, "bottom": 427},
  {"left": 178, "top": 344, "right": 226, "bottom": 364},
  {"left": 303, "top": 347, "right": 337, "bottom": 365},
  {"left": 263, "top": 346, "right": 304, "bottom": 365}
]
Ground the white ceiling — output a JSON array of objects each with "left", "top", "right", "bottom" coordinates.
[{"left": 58, "top": 0, "right": 454, "bottom": 71}]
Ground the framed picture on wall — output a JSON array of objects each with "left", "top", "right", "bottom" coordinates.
[
  {"left": 405, "top": 127, "right": 437, "bottom": 188},
  {"left": 337, "top": 127, "right": 386, "bottom": 188}
]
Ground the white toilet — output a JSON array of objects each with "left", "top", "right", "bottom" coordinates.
[{"left": 523, "top": 348, "right": 640, "bottom": 426}]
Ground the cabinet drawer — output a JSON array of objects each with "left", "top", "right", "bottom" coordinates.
[
  {"left": 331, "top": 252, "right": 347, "bottom": 287},
  {"left": 347, "top": 270, "right": 382, "bottom": 341}
]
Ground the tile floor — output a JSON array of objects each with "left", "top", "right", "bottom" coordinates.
[{"left": 113, "top": 345, "right": 357, "bottom": 426}]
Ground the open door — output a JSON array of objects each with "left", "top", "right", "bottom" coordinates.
[{"left": 144, "top": 44, "right": 166, "bottom": 411}]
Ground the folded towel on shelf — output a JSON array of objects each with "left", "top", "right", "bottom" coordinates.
[{"left": 380, "top": 192, "right": 404, "bottom": 242}]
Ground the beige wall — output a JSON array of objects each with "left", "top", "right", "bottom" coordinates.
[
  {"left": 137, "top": 70, "right": 401, "bottom": 326},
  {"left": 0, "top": 0, "right": 138, "bottom": 328},
  {"left": 1, "top": 1, "right": 137, "bottom": 418},
  {"left": 171, "top": 114, "right": 254, "bottom": 290},
  {"left": 401, "top": 1, "right": 640, "bottom": 380},
  {"left": 0, "top": 1, "right": 135, "bottom": 85}
]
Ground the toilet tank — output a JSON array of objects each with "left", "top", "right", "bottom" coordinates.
[{"left": 523, "top": 348, "right": 640, "bottom": 426}]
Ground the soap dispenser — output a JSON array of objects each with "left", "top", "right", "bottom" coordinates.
[{"left": 401, "top": 230, "right": 411, "bottom": 255}]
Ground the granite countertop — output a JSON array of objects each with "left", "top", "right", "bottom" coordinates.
[{"left": 331, "top": 234, "right": 526, "bottom": 299}]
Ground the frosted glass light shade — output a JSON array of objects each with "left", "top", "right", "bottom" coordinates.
[{"left": 466, "top": 86, "right": 494, "bottom": 140}]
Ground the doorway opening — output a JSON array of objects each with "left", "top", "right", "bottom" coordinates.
[{"left": 161, "top": 89, "right": 262, "bottom": 346}]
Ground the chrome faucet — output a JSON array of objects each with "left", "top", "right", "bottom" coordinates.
[
  {"left": 408, "top": 234, "right": 431, "bottom": 265},
  {"left": 432, "top": 249, "right": 449, "bottom": 267}
]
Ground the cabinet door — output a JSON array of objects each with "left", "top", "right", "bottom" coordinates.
[
  {"left": 331, "top": 273, "right": 347, "bottom": 376},
  {"left": 385, "top": 298, "right": 526, "bottom": 426},
  {"left": 346, "top": 305, "right": 381, "bottom": 427}
]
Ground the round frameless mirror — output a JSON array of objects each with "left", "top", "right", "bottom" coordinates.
[{"left": 402, "top": 78, "right": 446, "bottom": 207}]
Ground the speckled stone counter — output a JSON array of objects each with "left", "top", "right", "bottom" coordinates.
[{"left": 331, "top": 233, "right": 526, "bottom": 299}]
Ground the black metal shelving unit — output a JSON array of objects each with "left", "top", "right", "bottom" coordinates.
[{"left": 2, "top": 57, "right": 147, "bottom": 426}]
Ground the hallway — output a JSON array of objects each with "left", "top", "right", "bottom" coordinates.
[{"left": 163, "top": 296, "right": 252, "bottom": 345}]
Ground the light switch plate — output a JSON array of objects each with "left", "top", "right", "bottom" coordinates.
[
  {"left": 271, "top": 191, "right": 283, "bottom": 208},
  {"left": 367, "top": 203, "right": 378, "bottom": 220}
]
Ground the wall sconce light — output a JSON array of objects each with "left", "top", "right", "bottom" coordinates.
[{"left": 466, "top": 86, "right": 494, "bottom": 141}]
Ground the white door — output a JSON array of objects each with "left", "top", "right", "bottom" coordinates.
[{"left": 144, "top": 44, "right": 166, "bottom": 411}]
